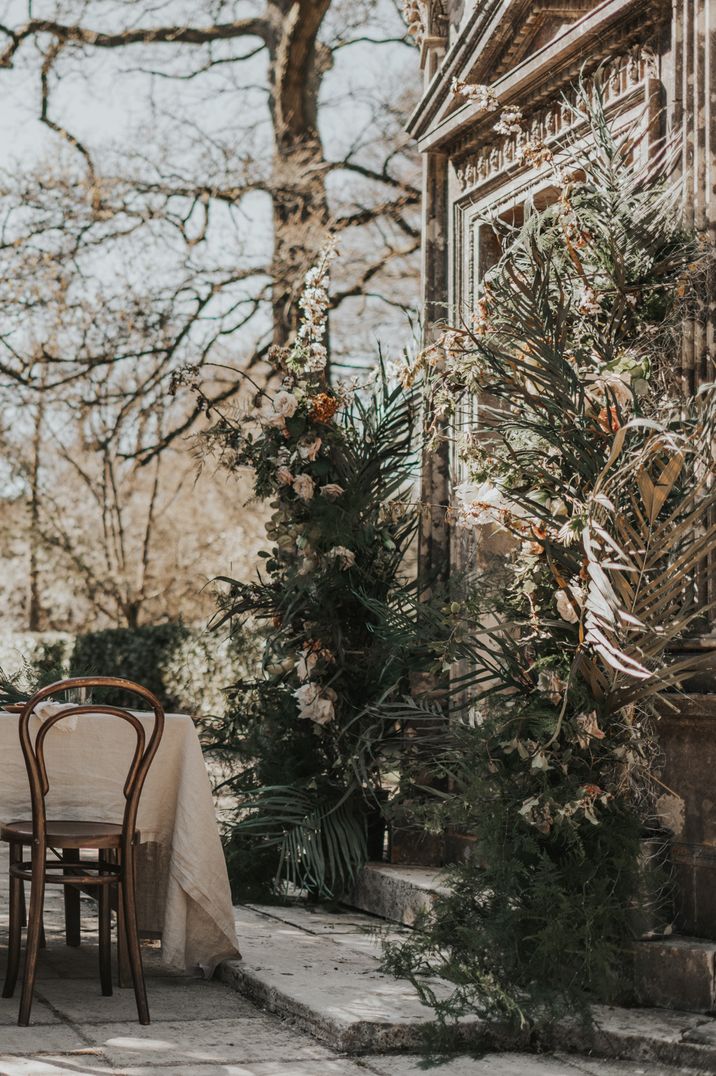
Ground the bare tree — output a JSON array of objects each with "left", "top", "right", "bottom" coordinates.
[{"left": 0, "top": 0, "right": 420, "bottom": 459}]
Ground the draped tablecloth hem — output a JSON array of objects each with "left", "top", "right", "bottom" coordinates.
[{"left": 161, "top": 849, "right": 239, "bottom": 975}]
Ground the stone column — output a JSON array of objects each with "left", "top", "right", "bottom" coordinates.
[
  {"left": 671, "top": 0, "right": 716, "bottom": 629},
  {"left": 418, "top": 149, "right": 451, "bottom": 600},
  {"left": 391, "top": 149, "right": 450, "bottom": 867}
]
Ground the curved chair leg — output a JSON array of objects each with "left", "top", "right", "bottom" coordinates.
[
  {"left": 3, "top": 842, "right": 23, "bottom": 999},
  {"left": 98, "top": 850, "right": 113, "bottom": 996},
  {"left": 63, "top": 848, "right": 81, "bottom": 947},
  {"left": 121, "top": 844, "right": 149, "bottom": 1024},
  {"left": 112, "top": 849, "right": 131, "bottom": 988},
  {"left": 18, "top": 851, "right": 46, "bottom": 1026}
]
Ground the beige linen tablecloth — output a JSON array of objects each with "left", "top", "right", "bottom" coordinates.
[{"left": 0, "top": 710, "right": 240, "bottom": 976}]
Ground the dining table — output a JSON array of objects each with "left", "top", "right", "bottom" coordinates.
[{"left": 0, "top": 706, "right": 240, "bottom": 977}]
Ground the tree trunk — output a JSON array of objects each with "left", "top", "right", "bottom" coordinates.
[
  {"left": 268, "top": 0, "right": 332, "bottom": 349},
  {"left": 28, "top": 396, "right": 45, "bottom": 632}
]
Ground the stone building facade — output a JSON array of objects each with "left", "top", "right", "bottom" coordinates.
[{"left": 407, "top": 0, "right": 716, "bottom": 1008}]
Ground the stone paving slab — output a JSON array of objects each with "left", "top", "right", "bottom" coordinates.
[
  {"left": 221, "top": 903, "right": 716, "bottom": 1070},
  {"left": 221, "top": 905, "right": 480, "bottom": 1053},
  {"left": 80, "top": 1015, "right": 337, "bottom": 1069},
  {"left": 34, "top": 977, "right": 259, "bottom": 1024}
]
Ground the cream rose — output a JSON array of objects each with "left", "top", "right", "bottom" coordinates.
[
  {"left": 320, "top": 483, "right": 344, "bottom": 500},
  {"left": 292, "top": 474, "right": 315, "bottom": 501},
  {"left": 273, "top": 390, "right": 299, "bottom": 418}
]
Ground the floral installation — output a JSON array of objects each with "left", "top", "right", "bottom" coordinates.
[
  {"left": 204, "top": 248, "right": 423, "bottom": 900},
  {"left": 383, "top": 81, "right": 716, "bottom": 1029}
]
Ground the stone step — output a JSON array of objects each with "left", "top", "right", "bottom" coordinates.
[
  {"left": 634, "top": 935, "right": 716, "bottom": 1012},
  {"left": 219, "top": 901, "right": 716, "bottom": 1070},
  {"left": 344, "top": 862, "right": 449, "bottom": 926}
]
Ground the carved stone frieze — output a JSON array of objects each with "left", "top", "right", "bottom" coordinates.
[{"left": 454, "top": 46, "right": 658, "bottom": 193}]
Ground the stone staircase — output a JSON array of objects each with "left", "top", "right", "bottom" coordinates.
[{"left": 218, "top": 862, "right": 716, "bottom": 1070}]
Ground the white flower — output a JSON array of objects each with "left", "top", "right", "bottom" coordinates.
[
  {"left": 326, "top": 545, "right": 356, "bottom": 570},
  {"left": 298, "top": 436, "right": 322, "bottom": 461},
  {"left": 276, "top": 466, "right": 294, "bottom": 487},
  {"left": 493, "top": 106, "right": 523, "bottom": 135},
  {"left": 294, "top": 682, "right": 336, "bottom": 725},
  {"left": 451, "top": 78, "right": 499, "bottom": 111},
  {"left": 292, "top": 474, "right": 315, "bottom": 501},
  {"left": 320, "top": 483, "right": 344, "bottom": 500},
  {"left": 273, "top": 390, "right": 299, "bottom": 418},
  {"left": 296, "top": 648, "right": 319, "bottom": 681}
]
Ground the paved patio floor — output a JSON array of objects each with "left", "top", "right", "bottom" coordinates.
[{"left": 0, "top": 856, "right": 698, "bottom": 1074}]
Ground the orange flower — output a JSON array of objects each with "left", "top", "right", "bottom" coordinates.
[
  {"left": 309, "top": 393, "right": 339, "bottom": 423},
  {"left": 597, "top": 406, "right": 620, "bottom": 433}
]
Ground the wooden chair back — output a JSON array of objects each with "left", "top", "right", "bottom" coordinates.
[{"left": 17, "top": 676, "right": 165, "bottom": 846}]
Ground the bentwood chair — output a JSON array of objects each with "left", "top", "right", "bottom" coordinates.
[{"left": 1, "top": 676, "right": 165, "bottom": 1026}]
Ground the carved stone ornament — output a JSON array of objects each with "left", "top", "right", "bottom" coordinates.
[
  {"left": 454, "top": 47, "right": 658, "bottom": 192},
  {"left": 402, "top": 0, "right": 448, "bottom": 48}
]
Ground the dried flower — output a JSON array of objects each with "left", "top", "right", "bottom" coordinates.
[
  {"left": 320, "top": 483, "right": 344, "bottom": 500},
  {"left": 294, "top": 682, "right": 336, "bottom": 725},
  {"left": 293, "top": 474, "right": 316, "bottom": 501},
  {"left": 296, "top": 648, "right": 319, "bottom": 681},
  {"left": 309, "top": 393, "right": 339, "bottom": 423},
  {"left": 588, "top": 370, "right": 633, "bottom": 410},
  {"left": 537, "top": 669, "right": 567, "bottom": 705},
  {"left": 575, "top": 710, "right": 605, "bottom": 749},
  {"left": 326, "top": 545, "right": 356, "bottom": 570},
  {"left": 556, "top": 581, "right": 582, "bottom": 623}
]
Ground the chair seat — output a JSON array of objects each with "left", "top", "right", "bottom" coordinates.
[{"left": 0, "top": 820, "right": 131, "bottom": 849}]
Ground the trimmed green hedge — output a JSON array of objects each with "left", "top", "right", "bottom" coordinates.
[{"left": 70, "top": 623, "right": 192, "bottom": 709}]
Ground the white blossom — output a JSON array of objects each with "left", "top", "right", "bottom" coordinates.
[
  {"left": 451, "top": 78, "right": 499, "bottom": 112},
  {"left": 575, "top": 284, "right": 601, "bottom": 316},
  {"left": 454, "top": 478, "right": 535, "bottom": 529},
  {"left": 293, "top": 245, "right": 335, "bottom": 373},
  {"left": 493, "top": 106, "right": 523, "bottom": 135}
]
